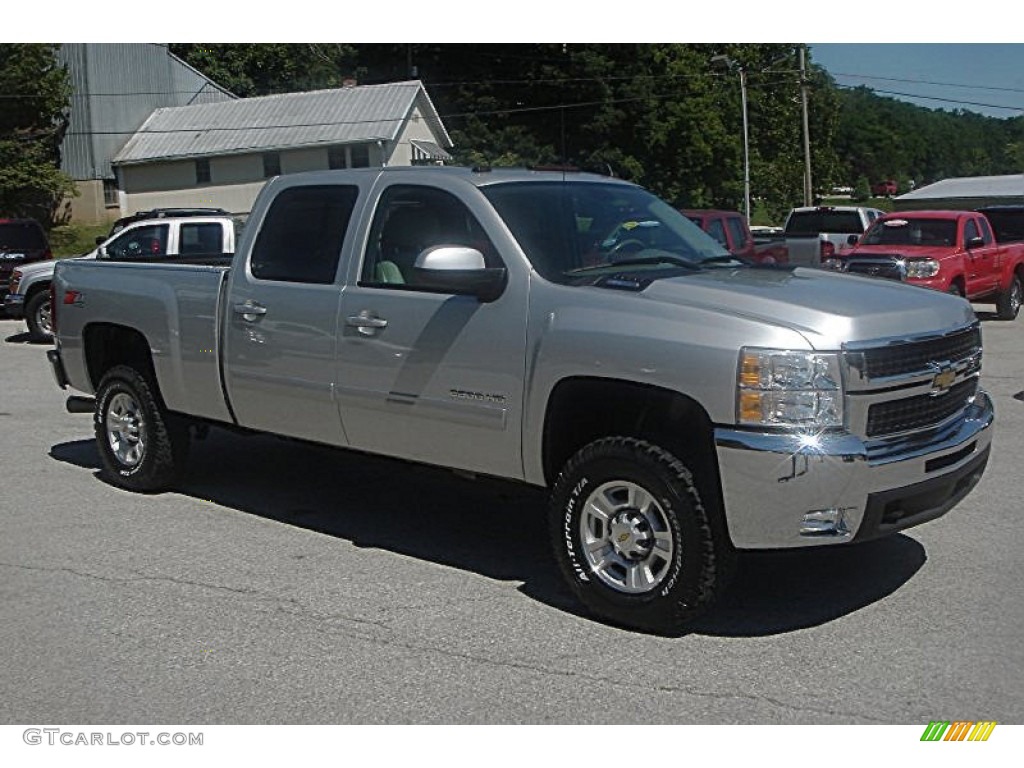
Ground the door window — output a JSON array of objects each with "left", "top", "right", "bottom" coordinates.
[
  {"left": 963, "top": 219, "right": 980, "bottom": 248},
  {"left": 705, "top": 218, "right": 728, "bottom": 247},
  {"left": 361, "top": 185, "right": 499, "bottom": 288},
  {"left": 725, "top": 216, "right": 749, "bottom": 249},
  {"left": 249, "top": 185, "right": 359, "bottom": 284},
  {"left": 105, "top": 224, "right": 169, "bottom": 260}
]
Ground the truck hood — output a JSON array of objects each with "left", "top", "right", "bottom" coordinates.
[
  {"left": 15, "top": 251, "right": 94, "bottom": 281},
  {"left": 638, "top": 265, "right": 975, "bottom": 349}
]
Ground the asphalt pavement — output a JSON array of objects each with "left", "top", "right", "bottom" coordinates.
[{"left": 1, "top": 308, "right": 1021, "bottom": 724}]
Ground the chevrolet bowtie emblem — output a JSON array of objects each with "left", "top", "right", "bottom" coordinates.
[{"left": 930, "top": 367, "right": 956, "bottom": 395}]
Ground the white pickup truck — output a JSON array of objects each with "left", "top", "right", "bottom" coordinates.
[
  {"left": 47, "top": 167, "right": 993, "bottom": 634},
  {"left": 4, "top": 215, "right": 237, "bottom": 342}
]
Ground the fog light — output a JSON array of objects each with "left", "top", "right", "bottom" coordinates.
[{"left": 800, "top": 508, "right": 852, "bottom": 537}]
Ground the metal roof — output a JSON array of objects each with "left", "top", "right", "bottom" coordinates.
[
  {"left": 897, "top": 174, "right": 1024, "bottom": 201},
  {"left": 113, "top": 80, "right": 451, "bottom": 165}
]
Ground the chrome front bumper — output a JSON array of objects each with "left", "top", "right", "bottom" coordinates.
[{"left": 714, "top": 389, "right": 994, "bottom": 549}]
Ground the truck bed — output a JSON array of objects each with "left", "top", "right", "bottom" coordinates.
[{"left": 53, "top": 258, "right": 234, "bottom": 423}]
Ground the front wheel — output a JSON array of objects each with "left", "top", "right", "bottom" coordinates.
[
  {"left": 549, "top": 437, "right": 733, "bottom": 635},
  {"left": 94, "top": 365, "right": 188, "bottom": 492},
  {"left": 24, "top": 290, "right": 53, "bottom": 343},
  {"left": 996, "top": 273, "right": 1022, "bottom": 320}
]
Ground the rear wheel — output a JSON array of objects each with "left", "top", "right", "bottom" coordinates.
[
  {"left": 996, "top": 273, "right": 1022, "bottom": 320},
  {"left": 25, "top": 290, "right": 53, "bottom": 343},
  {"left": 549, "top": 436, "right": 733, "bottom": 635},
  {"left": 94, "top": 365, "right": 188, "bottom": 491}
]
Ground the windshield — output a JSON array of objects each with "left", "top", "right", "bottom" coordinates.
[
  {"left": 860, "top": 218, "right": 958, "bottom": 247},
  {"left": 481, "top": 181, "right": 732, "bottom": 283}
]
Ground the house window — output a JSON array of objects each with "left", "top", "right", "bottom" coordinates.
[
  {"left": 328, "top": 146, "right": 347, "bottom": 170},
  {"left": 263, "top": 152, "right": 281, "bottom": 178},
  {"left": 102, "top": 179, "right": 119, "bottom": 208},
  {"left": 196, "top": 158, "right": 211, "bottom": 184},
  {"left": 350, "top": 144, "right": 370, "bottom": 168}
]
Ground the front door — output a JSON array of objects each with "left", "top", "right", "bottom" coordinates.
[{"left": 335, "top": 182, "right": 529, "bottom": 479}]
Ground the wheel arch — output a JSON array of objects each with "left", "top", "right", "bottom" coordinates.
[
  {"left": 541, "top": 376, "right": 723, "bottom": 508},
  {"left": 83, "top": 323, "right": 159, "bottom": 396}
]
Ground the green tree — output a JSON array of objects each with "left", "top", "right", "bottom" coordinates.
[
  {"left": 0, "top": 43, "right": 76, "bottom": 223},
  {"left": 168, "top": 44, "right": 359, "bottom": 96}
]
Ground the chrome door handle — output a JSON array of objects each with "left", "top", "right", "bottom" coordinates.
[
  {"left": 346, "top": 310, "right": 388, "bottom": 336},
  {"left": 233, "top": 301, "right": 267, "bottom": 321}
]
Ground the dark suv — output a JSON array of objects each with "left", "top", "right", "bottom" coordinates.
[{"left": 1, "top": 219, "right": 51, "bottom": 307}]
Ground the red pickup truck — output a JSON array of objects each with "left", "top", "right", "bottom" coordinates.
[{"left": 834, "top": 209, "right": 1024, "bottom": 320}]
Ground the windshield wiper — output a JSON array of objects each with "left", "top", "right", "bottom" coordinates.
[
  {"left": 698, "top": 254, "right": 743, "bottom": 265},
  {"left": 568, "top": 255, "right": 700, "bottom": 274}
]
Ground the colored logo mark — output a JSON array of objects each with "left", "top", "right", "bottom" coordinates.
[{"left": 921, "top": 721, "right": 997, "bottom": 742}]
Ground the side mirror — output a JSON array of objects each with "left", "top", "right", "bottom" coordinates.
[
  {"left": 966, "top": 236, "right": 985, "bottom": 250},
  {"left": 412, "top": 246, "right": 507, "bottom": 303},
  {"left": 95, "top": 235, "right": 106, "bottom": 245},
  {"left": 847, "top": 234, "right": 860, "bottom": 246},
  {"left": 96, "top": 245, "right": 109, "bottom": 259}
]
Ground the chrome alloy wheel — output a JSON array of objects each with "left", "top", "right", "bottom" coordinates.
[
  {"left": 37, "top": 299, "right": 52, "bottom": 335},
  {"left": 106, "top": 392, "right": 146, "bottom": 467},
  {"left": 1011, "top": 279, "right": 1022, "bottom": 317},
  {"left": 580, "top": 480, "right": 676, "bottom": 594}
]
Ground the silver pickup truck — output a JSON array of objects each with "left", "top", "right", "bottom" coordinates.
[{"left": 47, "top": 167, "right": 994, "bottom": 634}]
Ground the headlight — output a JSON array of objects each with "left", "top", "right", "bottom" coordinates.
[
  {"left": 737, "top": 348, "right": 844, "bottom": 428},
  {"left": 905, "top": 259, "right": 940, "bottom": 279}
]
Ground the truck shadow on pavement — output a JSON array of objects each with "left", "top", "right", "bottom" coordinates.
[{"left": 51, "top": 428, "right": 927, "bottom": 638}]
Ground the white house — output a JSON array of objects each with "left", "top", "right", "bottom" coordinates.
[{"left": 111, "top": 80, "right": 453, "bottom": 216}]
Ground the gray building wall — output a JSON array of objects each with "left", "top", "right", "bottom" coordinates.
[
  {"left": 57, "top": 44, "right": 234, "bottom": 223},
  {"left": 118, "top": 142, "right": 388, "bottom": 215}
]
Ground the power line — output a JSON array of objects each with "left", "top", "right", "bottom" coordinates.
[{"left": 829, "top": 70, "right": 1024, "bottom": 96}]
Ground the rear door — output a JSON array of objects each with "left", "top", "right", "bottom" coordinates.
[
  {"left": 334, "top": 179, "right": 529, "bottom": 478},
  {"left": 222, "top": 180, "right": 365, "bottom": 446}
]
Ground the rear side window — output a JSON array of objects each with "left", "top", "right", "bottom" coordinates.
[
  {"left": 250, "top": 185, "right": 358, "bottom": 284},
  {"left": 0, "top": 221, "right": 47, "bottom": 250},
  {"left": 179, "top": 223, "right": 224, "bottom": 256}
]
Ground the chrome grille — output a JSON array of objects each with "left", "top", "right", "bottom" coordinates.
[
  {"left": 845, "top": 257, "right": 904, "bottom": 281},
  {"left": 866, "top": 379, "right": 978, "bottom": 438},
  {"left": 854, "top": 326, "right": 981, "bottom": 379}
]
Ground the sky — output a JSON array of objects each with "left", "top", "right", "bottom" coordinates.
[
  {"left": 14, "top": 4, "right": 1024, "bottom": 121},
  {"left": 810, "top": 44, "right": 1024, "bottom": 119}
]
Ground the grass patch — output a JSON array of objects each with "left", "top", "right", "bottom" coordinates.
[{"left": 48, "top": 224, "right": 109, "bottom": 257}]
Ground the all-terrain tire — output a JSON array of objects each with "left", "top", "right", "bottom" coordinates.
[
  {"left": 549, "top": 436, "right": 734, "bottom": 635},
  {"left": 94, "top": 365, "right": 188, "bottom": 492}
]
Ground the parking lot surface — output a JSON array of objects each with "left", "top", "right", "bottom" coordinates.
[{"left": 1, "top": 310, "right": 1022, "bottom": 724}]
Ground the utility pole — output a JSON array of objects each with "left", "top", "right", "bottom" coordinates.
[
  {"left": 799, "top": 44, "right": 813, "bottom": 206},
  {"left": 739, "top": 66, "right": 750, "bottom": 224},
  {"left": 711, "top": 54, "right": 751, "bottom": 224}
]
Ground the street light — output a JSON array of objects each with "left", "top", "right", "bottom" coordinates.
[{"left": 711, "top": 55, "right": 751, "bottom": 224}]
